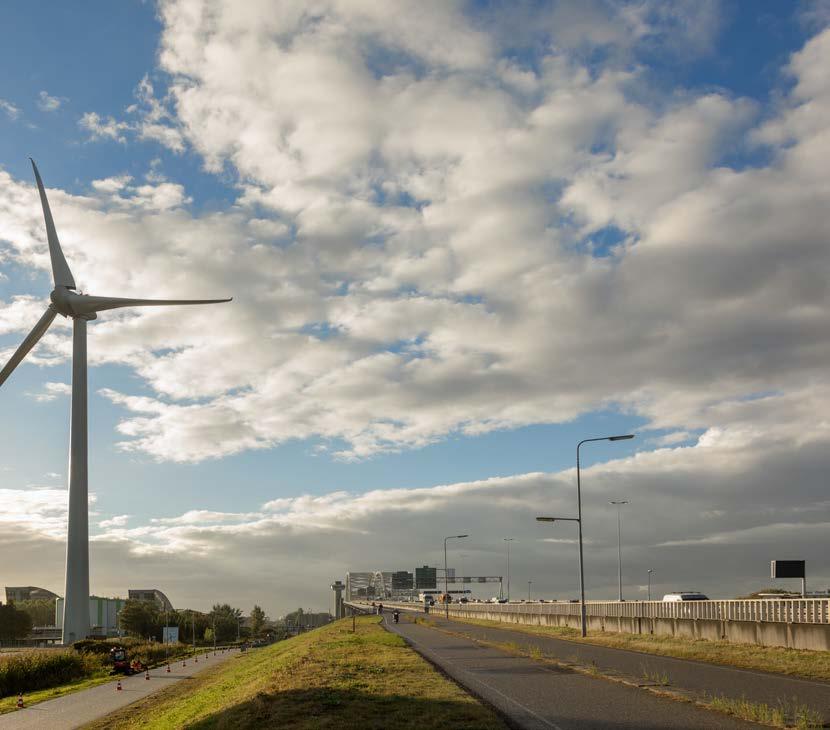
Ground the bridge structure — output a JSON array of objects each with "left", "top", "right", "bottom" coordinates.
[{"left": 345, "top": 597, "right": 830, "bottom": 651}]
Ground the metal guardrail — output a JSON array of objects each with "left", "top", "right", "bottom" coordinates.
[{"left": 347, "top": 599, "right": 830, "bottom": 624}]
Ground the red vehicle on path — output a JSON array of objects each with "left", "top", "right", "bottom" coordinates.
[{"left": 109, "top": 646, "right": 146, "bottom": 675}]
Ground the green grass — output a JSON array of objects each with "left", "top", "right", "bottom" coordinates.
[
  {"left": 443, "top": 615, "right": 830, "bottom": 683},
  {"left": 705, "top": 694, "right": 823, "bottom": 729},
  {"left": 86, "top": 616, "right": 507, "bottom": 729}
]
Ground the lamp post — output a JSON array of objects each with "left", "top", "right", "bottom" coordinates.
[
  {"left": 444, "top": 534, "right": 468, "bottom": 619},
  {"left": 609, "top": 500, "right": 629, "bottom": 601},
  {"left": 537, "top": 433, "right": 634, "bottom": 637},
  {"left": 527, "top": 580, "right": 533, "bottom": 601},
  {"left": 647, "top": 569, "right": 654, "bottom": 601},
  {"left": 504, "top": 538, "right": 515, "bottom": 602}
]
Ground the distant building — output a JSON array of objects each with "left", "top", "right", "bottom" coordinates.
[
  {"left": 415, "top": 566, "right": 437, "bottom": 590},
  {"left": 128, "top": 588, "right": 174, "bottom": 612},
  {"left": 56, "top": 596, "right": 126, "bottom": 638},
  {"left": 5, "top": 586, "right": 59, "bottom": 603},
  {"left": 391, "top": 571, "right": 414, "bottom": 590}
]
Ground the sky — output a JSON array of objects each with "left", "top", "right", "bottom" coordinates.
[{"left": 1, "top": 0, "right": 830, "bottom": 618}]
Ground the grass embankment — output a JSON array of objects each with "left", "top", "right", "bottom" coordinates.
[
  {"left": 441, "top": 615, "right": 830, "bottom": 682},
  {"left": 0, "top": 639, "right": 197, "bottom": 714},
  {"left": 89, "top": 616, "right": 507, "bottom": 730}
]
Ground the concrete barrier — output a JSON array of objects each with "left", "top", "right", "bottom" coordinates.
[{"left": 350, "top": 600, "right": 830, "bottom": 651}]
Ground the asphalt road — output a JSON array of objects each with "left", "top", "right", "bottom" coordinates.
[
  {"left": 0, "top": 647, "right": 240, "bottom": 730},
  {"left": 386, "top": 616, "right": 760, "bottom": 730},
  {"left": 411, "top": 613, "right": 830, "bottom": 722}
]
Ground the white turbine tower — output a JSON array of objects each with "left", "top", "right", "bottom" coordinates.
[{"left": 0, "top": 160, "right": 231, "bottom": 644}]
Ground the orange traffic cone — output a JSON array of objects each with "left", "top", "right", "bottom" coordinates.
[
  {"left": 116, "top": 680, "right": 122, "bottom": 691},
  {"left": 166, "top": 664, "right": 171, "bottom": 673},
  {"left": 145, "top": 670, "right": 150, "bottom": 680},
  {"left": 182, "top": 659, "right": 186, "bottom": 667},
  {"left": 16, "top": 693, "right": 23, "bottom": 709}
]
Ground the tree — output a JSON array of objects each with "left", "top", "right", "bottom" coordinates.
[
  {"left": 209, "top": 604, "right": 243, "bottom": 642},
  {"left": 250, "top": 605, "right": 266, "bottom": 637},
  {"left": 15, "top": 598, "right": 57, "bottom": 626},
  {"left": 119, "top": 600, "right": 160, "bottom": 638},
  {"left": 0, "top": 603, "right": 33, "bottom": 641},
  {"left": 176, "top": 610, "right": 211, "bottom": 644}
]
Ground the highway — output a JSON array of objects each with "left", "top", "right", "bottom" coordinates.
[
  {"left": 386, "top": 614, "right": 764, "bottom": 729},
  {"left": 0, "top": 648, "right": 240, "bottom": 730}
]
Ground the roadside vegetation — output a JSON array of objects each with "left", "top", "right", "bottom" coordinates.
[
  {"left": 89, "top": 615, "right": 506, "bottom": 729},
  {"left": 705, "top": 694, "right": 822, "bottom": 729},
  {"left": 0, "top": 637, "right": 196, "bottom": 713},
  {"left": 441, "top": 615, "right": 830, "bottom": 682}
]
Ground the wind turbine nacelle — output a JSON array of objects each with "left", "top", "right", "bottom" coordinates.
[{"left": 50, "top": 288, "right": 97, "bottom": 320}]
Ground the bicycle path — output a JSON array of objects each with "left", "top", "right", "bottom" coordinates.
[
  {"left": 0, "top": 648, "right": 240, "bottom": 730},
  {"left": 409, "top": 613, "right": 830, "bottom": 723},
  {"left": 386, "top": 615, "right": 759, "bottom": 729}
]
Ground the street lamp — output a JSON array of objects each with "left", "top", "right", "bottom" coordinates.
[
  {"left": 504, "top": 538, "right": 515, "bottom": 602},
  {"left": 609, "top": 500, "right": 629, "bottom": 601},
  {"left": 444, "top": 534, "right": 468, "bottom": 619},
  {"left": 647, "top": 568, "right": 654, "bottom": 601},
  {"left": 527, "top": 580, "right": 533, "bottom": 601},
  {"left": 537, "top": 433, "right": 634, "bottom": 638}
]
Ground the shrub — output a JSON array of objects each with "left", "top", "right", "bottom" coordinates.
[
  {"left": 0, "top": 651, "right": 102, "bottom": 697},
  {"left": 73, "top": 639, "right": 112, "bottom": 655}
]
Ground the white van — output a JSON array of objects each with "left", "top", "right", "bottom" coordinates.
[{"left": 662, "top": 592, "right": 708, "bottom": 601}]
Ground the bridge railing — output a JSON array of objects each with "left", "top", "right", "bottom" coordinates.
[{"left": 347, "top": 599, "right": 830, "bottom": 624}]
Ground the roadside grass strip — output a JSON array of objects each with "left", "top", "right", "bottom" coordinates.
[
  {"left": 438, "top": 615, "right": 830, "bottom": 683},
  {"left": 705, "top": 694, "right": 823, "bottom": 729},
  {"left": 87, "top": 616, "right": 507, "bottom": 729}
]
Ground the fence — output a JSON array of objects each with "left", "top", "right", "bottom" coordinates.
[
  {"left": 345, "top": 598, "right": 830, "bottom": 650},
  {"left": 476, "top": 599, "right": 830, "bottom": 624}
]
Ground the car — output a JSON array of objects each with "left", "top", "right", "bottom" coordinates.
[{"left": 662, "top": 592, "right": 709, "bottom": 601}]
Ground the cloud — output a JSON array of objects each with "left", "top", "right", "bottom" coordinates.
[
  {"left": 0, "top": 422, "right": 828, "bottom": 614},
  {"left": 79, "top": 112, "right": 130, "bottom": 144},
  {"left": 28, "top": 381, "right": 71, "bottom": 403},
  {"left": 0, "top": 4, "right": 828, "bottom": 480},
  {"left": 98, "top": 515, "right": 131, "bottom": 529},
  {"left": 80, "top": 76, "right": 185, "bottom": 152},
  {"left": 0, "top": 98, "right": 20, "bottom": 120},
  {"left": 37, "top": 91, "right": 65, "bottom": 112}
]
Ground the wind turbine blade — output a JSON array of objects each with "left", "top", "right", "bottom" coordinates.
[
  {"left": 30, "top": 159, "right": 76, "bottom": 290},
  {"left": 74, "top": 295, "right": 232, "bottom": 315},
  {"left": 0, "top": 306, "right": 57, "bottom": 387}
]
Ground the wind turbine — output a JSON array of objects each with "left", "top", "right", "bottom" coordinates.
[{"left": 0, "top": 160, "right": 231, "bottom": 644}]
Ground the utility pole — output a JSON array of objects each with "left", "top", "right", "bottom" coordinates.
[
  {"left": 444, "top": 534, "right": 468, "bottom": 618},
  {"left": 504, "top": 538, "right": 515, "bottom": 602},
  {"left": 538, "top": 434, "right": 634, "bottom": 637},
  {"left": 609, "top": 500, "right": 629, "bottom": 601}
]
